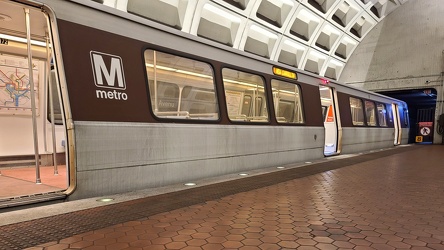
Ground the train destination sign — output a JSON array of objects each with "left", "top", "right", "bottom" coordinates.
[{"left": 273, "top": 67, "right": 297, "bottom": 80}]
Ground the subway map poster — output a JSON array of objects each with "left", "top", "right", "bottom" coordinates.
[{"left": 0, "top": 55, "right": 39, "bottom": 115}]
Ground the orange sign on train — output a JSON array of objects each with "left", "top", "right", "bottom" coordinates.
[{"left": 326, "top": 105, "right": 334, "bottom": 122}]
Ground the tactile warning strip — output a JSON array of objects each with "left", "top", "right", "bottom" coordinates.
[{"left": 0, "top": 146, "right": 418, "bottom": 250}]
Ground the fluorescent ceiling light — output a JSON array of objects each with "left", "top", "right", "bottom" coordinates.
[
  {"left": 146, "top": 63, "right": 213, "bottom": 79},
  {"left": 321, "top": 97, "right": 332, "bottom": 102},
  {"left": 0, "top": 33, "right": 47, "bottom": 47},
  {"left": 224, "top": 79, "right": 265, "bottom": 89}
]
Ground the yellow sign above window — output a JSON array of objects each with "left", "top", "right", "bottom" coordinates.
[{"left": 273, "top": 67, "right": 297, "bottom": 80}]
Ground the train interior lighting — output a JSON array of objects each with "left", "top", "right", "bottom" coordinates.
[{"left": 0, "top": 34, "right": 47, "bottom": 47}]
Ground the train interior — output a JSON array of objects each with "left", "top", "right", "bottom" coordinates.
[
  {"left": 0, "top": 1, "right": 68, "bottom": 201},
  {"left": 145, "top": 50, "right": 220, "bottom": 120}
]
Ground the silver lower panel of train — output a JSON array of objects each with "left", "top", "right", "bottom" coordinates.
[{"left": 68, "top": 121, "right": 405, "bottom": 199}]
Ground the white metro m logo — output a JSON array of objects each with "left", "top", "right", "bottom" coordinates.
[
  {"left": 90, "top": 51, "right": 128, "bottom": 101},
  {"left": 91, "top": 51, "right": 126, "bottom": 90}
]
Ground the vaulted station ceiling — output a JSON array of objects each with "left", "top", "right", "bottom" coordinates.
[{"left": 100, "top": 0, "right": 408, "bottom": 80}]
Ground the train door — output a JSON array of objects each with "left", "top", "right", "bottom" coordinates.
[
  {"left": 319, "top": 86, "right": 341, "bottom": 156},
  {"left": 392, "top": 103, "right": 402, "bottom": 145},
  {"left": 0, "top": 1, "right": 67, "bottom": 200}
]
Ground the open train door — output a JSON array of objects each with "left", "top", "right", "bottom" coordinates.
[
  {"left": 0, "top": 0, "right": 68, "bottom": 204},
  {"left": 392, "top": 103, "right": 402, "bottom": 145},
  {"left": 319, "top": 86, "right": 342, "bottom": 156}
]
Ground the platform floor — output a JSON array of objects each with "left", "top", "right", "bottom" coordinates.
[{"left": 1, "top": 145, "right": 444, "bottom": 250}]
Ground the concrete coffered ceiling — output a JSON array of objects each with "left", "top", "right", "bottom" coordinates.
[{"left": 100, "top": 0, "right": 409, "bottom": 80}]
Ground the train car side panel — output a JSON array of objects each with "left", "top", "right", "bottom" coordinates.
[
  {"left": 337, "top": 92, "right": 354, "bottom": 127},
  {"left": 57, "top": 20, "right": 152, "bottom": 122},
  {"left": 299, "top": 84, "right": 324, "bottom": 127},
  {"left": 71, "top": 122, "right": 324, "bottom": 199},
  {"left": 341, "top": 128, "right": 397, "bottom": 153}
]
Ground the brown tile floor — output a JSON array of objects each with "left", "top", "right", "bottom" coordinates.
[{"left": 3, "top": 145, "right": 444, "bottom": 250}]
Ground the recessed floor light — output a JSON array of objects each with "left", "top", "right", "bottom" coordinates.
[
  {"left": 184, "top": 183, "right": 196, "bottom": 186},
  {"left": 277, "top": 166, "right": 285, "bottom": 169},
  {"left": 97, "top": 198, "right": 114, "bottom": 202},
  {"left": 305, "top": 161, "right": 312, "bottom": 164},
  {"left": 239, "top": 173, "right": 248, "bottom": 176}
]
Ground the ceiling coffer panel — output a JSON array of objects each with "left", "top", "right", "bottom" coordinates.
[{"left": 94, "top": 0, "right": 408, "bottom": 79}]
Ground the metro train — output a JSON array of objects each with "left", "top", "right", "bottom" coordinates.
[{"left": 0, "top": 0, "right": 408, "bottom": 201}]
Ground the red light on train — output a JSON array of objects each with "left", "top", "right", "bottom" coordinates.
[{"left": 322, "top": 79, "right": 329, "bottom": 84}]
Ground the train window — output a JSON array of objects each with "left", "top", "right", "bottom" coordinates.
[
  {"left": 403, "top": 109, "right": 409, "bottom": 126},
  {"left": 364, "top": 101, "right": 377, "bottom": 126},
  {"left": 144, "top": 50, "right": 219, "bottom": 120},
  {"left": 349, "top": 97, "right": 365, "bottom": 126},
  {"left": 377, "top": 103, "right": 388, "bottom": 127},
  {"left": 387, "top": 104, "right": 393, "bottom": 123},
  {"left": 222, "top": 68, "right": 269, "bottom": 122},
  {"left": 271, "top": 80, "right": 304, "bottom": 124}
]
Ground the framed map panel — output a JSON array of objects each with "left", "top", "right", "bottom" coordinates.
[{"left": 0, "top": 54, "right": 39, "bottom": 115}]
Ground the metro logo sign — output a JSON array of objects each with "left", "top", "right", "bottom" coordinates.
[
  {"left": 90, "top": 51, "right": 128, "bottom": 100},
  {"left": 91, "top": 51, "right": 126, "bottom": 89}
]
